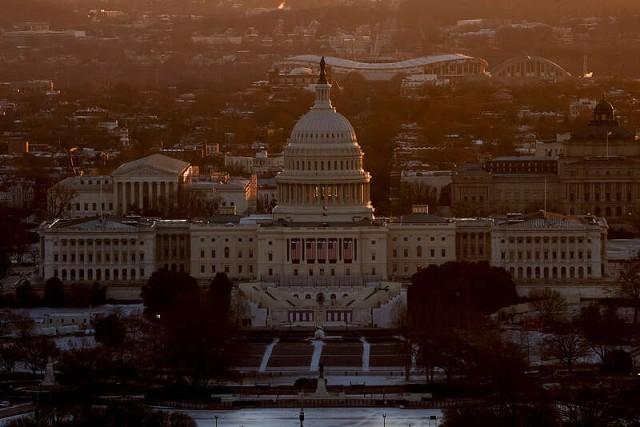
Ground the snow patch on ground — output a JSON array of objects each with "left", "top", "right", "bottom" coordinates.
[
  {"left": 360, "top": 337, "right": 370, "bottom": 372},
  {"left": 260, "top": 338, "right": 279, "bottom": 373},
  {"left": 310, "top": 340, "right": 324, "bottom": 372}
]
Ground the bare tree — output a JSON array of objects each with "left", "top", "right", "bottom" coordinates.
[
  {"left": 22, "top": 336, "right": 58, "bottom": 375},
  {"left": 544, "top": 325, "right": 588, "bottom": 373},
  {"left": 529, "top": 288, "right": 567, "bottom": 330},
  {"left": 558, "top": 386, "right": 616, "bottom": 427},
  {"left": 611, "top": 252, "right": 640, "bottom": 326},
  {"left": 47, "top": 183, "right": 77, "bottom": 219},
  {"left": 186, "top": 191, "right": 222, "bottom": 218},
  {"left": 400, "top": 182, "right": 438, "bottom": 213}
]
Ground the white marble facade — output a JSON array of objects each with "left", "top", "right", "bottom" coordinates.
[{"left": 38, "top": 61, "right": 611, "bottom": 328}]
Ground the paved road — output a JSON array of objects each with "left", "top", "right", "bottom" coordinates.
[{"left": 185, "top": 408, "right": 442, "bottom": 427}]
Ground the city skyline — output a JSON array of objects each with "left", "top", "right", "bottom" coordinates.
[{"left": 1, "top": 1, "right": 639, "bottom": 426}]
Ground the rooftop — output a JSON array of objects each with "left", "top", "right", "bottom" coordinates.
[
  {"left": 112, "top": 153, "right": 190, "bottom": 176},
  {"left": 394, "top": 213, "right": 451, "bottom": 224},
  {"left": 44, "top": 216, "right": 156, "bottom": 231},
  {"left": 494, "top": 212, "right": 605, "bottom": 230},
  {"left": 284, "top": 54, "right": 484, "bottom": 71}
]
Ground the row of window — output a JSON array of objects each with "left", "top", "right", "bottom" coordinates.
[
  {"left": 69, "top": 202, "right": 114, "bottom": 212},
  {"left": 504, "top": 236, "right": 590, "bottom": 244},
  {"left": 198, "top": 236, "right": 254, "bottom": 243},
  {"left": 287, "top": 158, "right": 360, "bottom": 171},
  {"left": 56, "top": 239, "right": 145, "bottom": 246},
  {"left": 569, "top": 193, "right": 633, "bottom": 202},
  {"left": 501, "top": 250, "right": 592, "bottom": 261},
  {"left": 290, "top": 267, "right": 360, "bottom": 277},
  {"left": 391, "top": 247, "right": 447, "bottom": 258},
  {"left": 54, "top": 267, "right": 144, "bottom": 281},
  {"left": 509, "top": 265, "right": 593, "bottom": 280},
  {"left": 200, "top": 247, "right": 254, "bottom": 259},
  {"left": 199, "top": 263, "right": 253, "bottom": 275},
  {"left": 53, "top": 252, "right": 145, "bottom": 263},
  {"left": 391, "top": 236, "right": 448, "bottom": 242},
  {"left": 78, "top": 178, "right": 110, "bottom": 185},
  {"left": 566, "top": 169, "right": 635, "bottom": 177},
  {"left": 267, "top": 267, "right": 366, "bottom": 277}
]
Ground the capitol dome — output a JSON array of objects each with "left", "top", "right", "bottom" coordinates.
[
  {"left": 272, "top": 57, "right": 374, "bottom": 223},
  {"left": 289, "top": 58, "right": 357, "bottom": 145},
  {"left": 291, "top": 109, "right": 357, "bottom": 144}
]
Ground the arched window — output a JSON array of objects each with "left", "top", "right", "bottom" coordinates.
[
  {"left": 417, "top": 246, "right": 422, "bottom": 257},
  {"left": 224, "top": 247, "right": 229, "bottom": 258}
]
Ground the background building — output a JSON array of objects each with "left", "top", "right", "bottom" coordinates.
[
  {"left": 452, "top": 99, "right": 640, "bottom": 226},
  {"left": 274, "top": 54, "right": 489, "bottom": 82}
]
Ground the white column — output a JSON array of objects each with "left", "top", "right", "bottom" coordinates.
[{"left": 138, "top": 181, "right": 143, "bottom": 211}]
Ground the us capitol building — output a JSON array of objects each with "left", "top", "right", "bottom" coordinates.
[{"left": 38, "top": 60, "right": 609, "bottom": 328}]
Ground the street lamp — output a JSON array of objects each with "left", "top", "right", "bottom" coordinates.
[
  {"left": 213, "top": 415, "right": 218, "bottom": 427},
  {"left": 382, "top": 413, "right": 387, "bottom": 427},
  {"left": 299, "top": 408, "right": 305, "bottom": 427}
]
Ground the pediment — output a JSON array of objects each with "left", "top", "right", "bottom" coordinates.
[
  {"left": 67, "top": 219, "right": 138, "bottom": 231},
  {"left": 113, "top": 165, "right": 179, "bottom": 178}
]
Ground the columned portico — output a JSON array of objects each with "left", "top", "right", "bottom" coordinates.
[{"left": 111, "top": 154, "right": 191, "bottom": 215}]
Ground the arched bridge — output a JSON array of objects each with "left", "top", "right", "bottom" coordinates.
[{"left": 491, "top": 56, "right": 571, "bottom": 80}]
